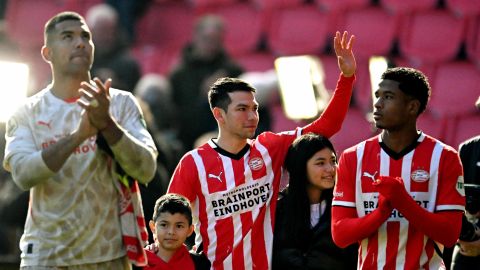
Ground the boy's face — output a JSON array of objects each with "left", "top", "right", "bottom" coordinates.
[{"left": 149, "top": 212, "right": 194, "bottom": 252}]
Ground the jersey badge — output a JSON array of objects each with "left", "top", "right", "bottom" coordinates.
[
  {"left": 248, "top": 157, "right": 264, "bottom": 171},
  {"left": 411, "top": 170, "right": 429, "bottom": 183}
]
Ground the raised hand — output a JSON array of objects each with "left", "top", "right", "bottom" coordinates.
[
  {"left": 77, "top": 77, "right": 113, "bottom": 131},
  {"left": 334, "top": 31, "right": 356, "bottom": 77}
]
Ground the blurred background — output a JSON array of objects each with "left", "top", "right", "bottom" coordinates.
[{"left": 0, "top": 0, "right": 479, "bottom": 268}]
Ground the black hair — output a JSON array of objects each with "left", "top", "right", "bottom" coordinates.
[
  {"left": 381, "top": 67, "right": 431, "bottom": 115},
  {"left": 152, "top": 193, "right": 193, "bottom": 225},
  {"left": 44, "top": 11, "right": 85, "bottom": 45},
  {"left": 208, "top": 77, "right": 256, "bottom": 112},
  {"left": 281, "top": 133, "right": 336, "bottom": 246}
]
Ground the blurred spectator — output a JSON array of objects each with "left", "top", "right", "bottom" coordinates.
[
  {"left": 86, "top": 3, "right": 141, "bottom": 91},
  {"left": 169, "top": 15, "right": 244, "bottom": 150},
  {"left": 106, "top": 0, "right": 152, "bottom": 44}
]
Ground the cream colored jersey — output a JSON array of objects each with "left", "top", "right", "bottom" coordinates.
[{"left": 3, "top": 87, "right": 157, "bottom": 267}]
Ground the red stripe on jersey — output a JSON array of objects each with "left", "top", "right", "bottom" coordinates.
[
  {"left": 362, "top": 232, "right": 379, "bottom": 269},
  {"left": 405, "top": 225, "right": 423, "bottom": 269},
  {"left": 388, "top": 158, "right": 402, "bottom": 178},
  {"left": 384, "top": 221, "right": 400, "bottom": 269},
  {"left": 214, "top": 218, "right": 233, "bottom": 269},
  {"left": 251, "top": 208, "right": 268, "bottom": 270},
  {"left": 410, "top": 140, "right": 435, "bottom": 192}
]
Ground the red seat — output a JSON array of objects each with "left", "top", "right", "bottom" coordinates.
[
  {"left": 252, "top": 0, "right": 304, "bottom": 10},
  {"left": 448, "top": 114, "right": 480, "bottom": 149},
  {"left": 189, "top": 0, "right": 238, "bottom": 11},
  {"left": 417, "top": 110, "right": 450, "bottom": 142},
  {"left": 235, "top": 52, "right": 275, "bottom": 72},
  {"left": 466, "top": 17, "right": 480, "bottom": 65},
  {"left": 339, "top": 7, "right": 399, "bottom": 60},
  {"left": 330, "top": 108, "right": 375, "bottom": 154},
  {"left": 315, "top": 0, "right": 371, "bottom": 12},
  {"left": 399, "top": 10, "right": 466, "bottom": 64},
  {"left": 199, "top": 3, "right": 264, "bottom": 56},
  {"left": 429, "top": 61, "right": 480, "bottom": 117},
  {"left": 135, "top": 1, "right": 194, "bottom": 50},
  {"left": 5, "top": 0, "right": 82, "bottom": 50},
  {"left": 445, "top": 0, "right": 480, "bottom": 18},
  {"left": 267, "top": 6, "right": 330, "bottom": 56},
  {"left": 380, "top": 0, "right": 438, "bottom": 15},
  {"left": 131, "top": 45, "right": 180, "bottom": 76}
]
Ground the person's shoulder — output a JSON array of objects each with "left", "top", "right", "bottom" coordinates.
[
  {"left": 459, "top": 135, "right": 480, "bottom": 150},
  {"left": 342, "top": 136, "right": 378, "bottom": 155},
  {"left": 189, "top": 250, "right": 211, "bottom": 270}
]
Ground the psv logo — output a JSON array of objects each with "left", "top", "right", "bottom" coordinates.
[
  {"left": 248, "top": 157, "right": 264, "bottom": 171},
  {"left": 411, "top": 170, "right": 430, "bottom": 183}
]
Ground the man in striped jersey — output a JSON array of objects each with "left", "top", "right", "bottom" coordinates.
[
  {"left": 167, "top": 31, "right": 356, "bottom": 270},
  {"left": 331, "top": 67, "right": 466, "bottom": 269}
]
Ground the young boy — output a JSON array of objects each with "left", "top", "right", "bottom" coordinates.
[{"left": 145, "top": 194, "right": 210, "bottom": 270}]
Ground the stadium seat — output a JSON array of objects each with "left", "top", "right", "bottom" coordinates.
[
  {"left": 266, "top": 6, "right": 330, "bottom": 56},
  {"left": 445, "top": 0, "right": 480, "bottom": 18},
  {"left": 252, "top": 0, "right": 304, "bottom": 10},
  {"left": 429, "top": 61, "right": 480, "bottom": 117},
  {"left": 5, "top": 0, "right": 82, "bottom": 50},
  {"left": 417, "top": 110, "right": 450, "bottom": 142},
  {"left": 189, "top": 0, "right": 238, "bottom": 11},
  {"left": 131, "top": 45, "right": 181, "bottom": 75},
  {"left": 466, "top": 16, "right": 480, "bottom": 65},
  {"left": 199, "top": 3, "right": 264, "bottom": 56},
  {"left": 315, "top": 0, "right": 371, "bottom": 12},
  {"left": 235, "top": 52, "right": 275, "bottom": 72},
  {"left": 398, "top": 10, "right": 466, "bottom": 64},
  {"left": 135, "top": 1, "right": 195, "bottom": 50},
  {"left": 380, "top": 0, "right": 438, "bottom": 15},
  {"left": 330, "top": 108, "right": 375, "bottom": 154},
  {"left": 448, "top": 113, "right": 480, "bottom": 149},
  {"left": 338, "top": 7, "right": 399, "bottom": 60}
]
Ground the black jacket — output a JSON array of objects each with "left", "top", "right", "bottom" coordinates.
[{"left": 272, "top": 193, "right": 358, "bottom": 270}]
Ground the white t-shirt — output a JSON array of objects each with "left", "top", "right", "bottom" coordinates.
[{"left": 3, "top": 87, "right": 157, "bottom": 267}]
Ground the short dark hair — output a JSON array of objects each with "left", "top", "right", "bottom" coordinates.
[
  {"left": 381, "top": 67, "right": 431, "bottom": 115},
  {"left": 152, "top": 193, "right": 192, "bottom": 225},
  {"left": 208, "top": 77, "right": 256, "bottom": 111},
  {"left": 44, "top": 11, "right": 85, "bottom": 45}
]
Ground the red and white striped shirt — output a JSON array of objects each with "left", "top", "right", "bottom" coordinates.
[
  {"left": 169, "top": 74, "right": 355, "bottom": 270},
  {"left": 332, "top": 133, "right": 465, "bottom": 270}
]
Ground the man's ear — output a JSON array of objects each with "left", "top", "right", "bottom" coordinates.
[
  {"left": 408, "top": 99, "right": 421, "bottom": 116},
  {"left": 212, "top": 107, "right": 225, "bottom": 124},
  {"left": 41, "top": 45, "right": 51, "bottom": 63}
]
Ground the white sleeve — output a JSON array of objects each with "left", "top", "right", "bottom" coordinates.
[
  {"left": 3, "top": 109, "right": 54, "bottom": 190},
  {"left": 109, "top": 91, "right": 158, "bottom": 184}
]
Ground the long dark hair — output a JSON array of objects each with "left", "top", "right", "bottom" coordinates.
[{"left": 281, "top": 133, "right": 336, "bottom": 245}]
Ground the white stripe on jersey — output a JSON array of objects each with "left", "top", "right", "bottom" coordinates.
[
  {"left": 377, "top": 223, "right": 388, "bottom": 269},
  {"left": 427, "top": 142, "right": 443, "bottom": 211},
  {"left": 191, "top": 150, "right": 217, "bottom": 265},
  {"left": 243, "top": 231, "right": 253, "bottom": 270},
  {"left": 395, "top": 222, "right": 409, "bottom": 269},
  {"left": 242, "top": 150, "right": 254, "bottom": 270},
  {"left": 396, "top": 151, "right": 414, "bottom": 269},
  {"left": 255, "top": 140, "right": 275, "bottom": 270},
  {"left": 355, "top": 141, "right": 366, "bottom": 217},
  {"left": 419, "top": 236, "right": 429, "bottom": 267},
  {"left": 220, "top": 153, "right": 240, "bottom": 270}
]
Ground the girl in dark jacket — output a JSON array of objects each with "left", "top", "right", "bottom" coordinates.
[{"left": 272, "top": 133, "right": 357, "bottom": 270}]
